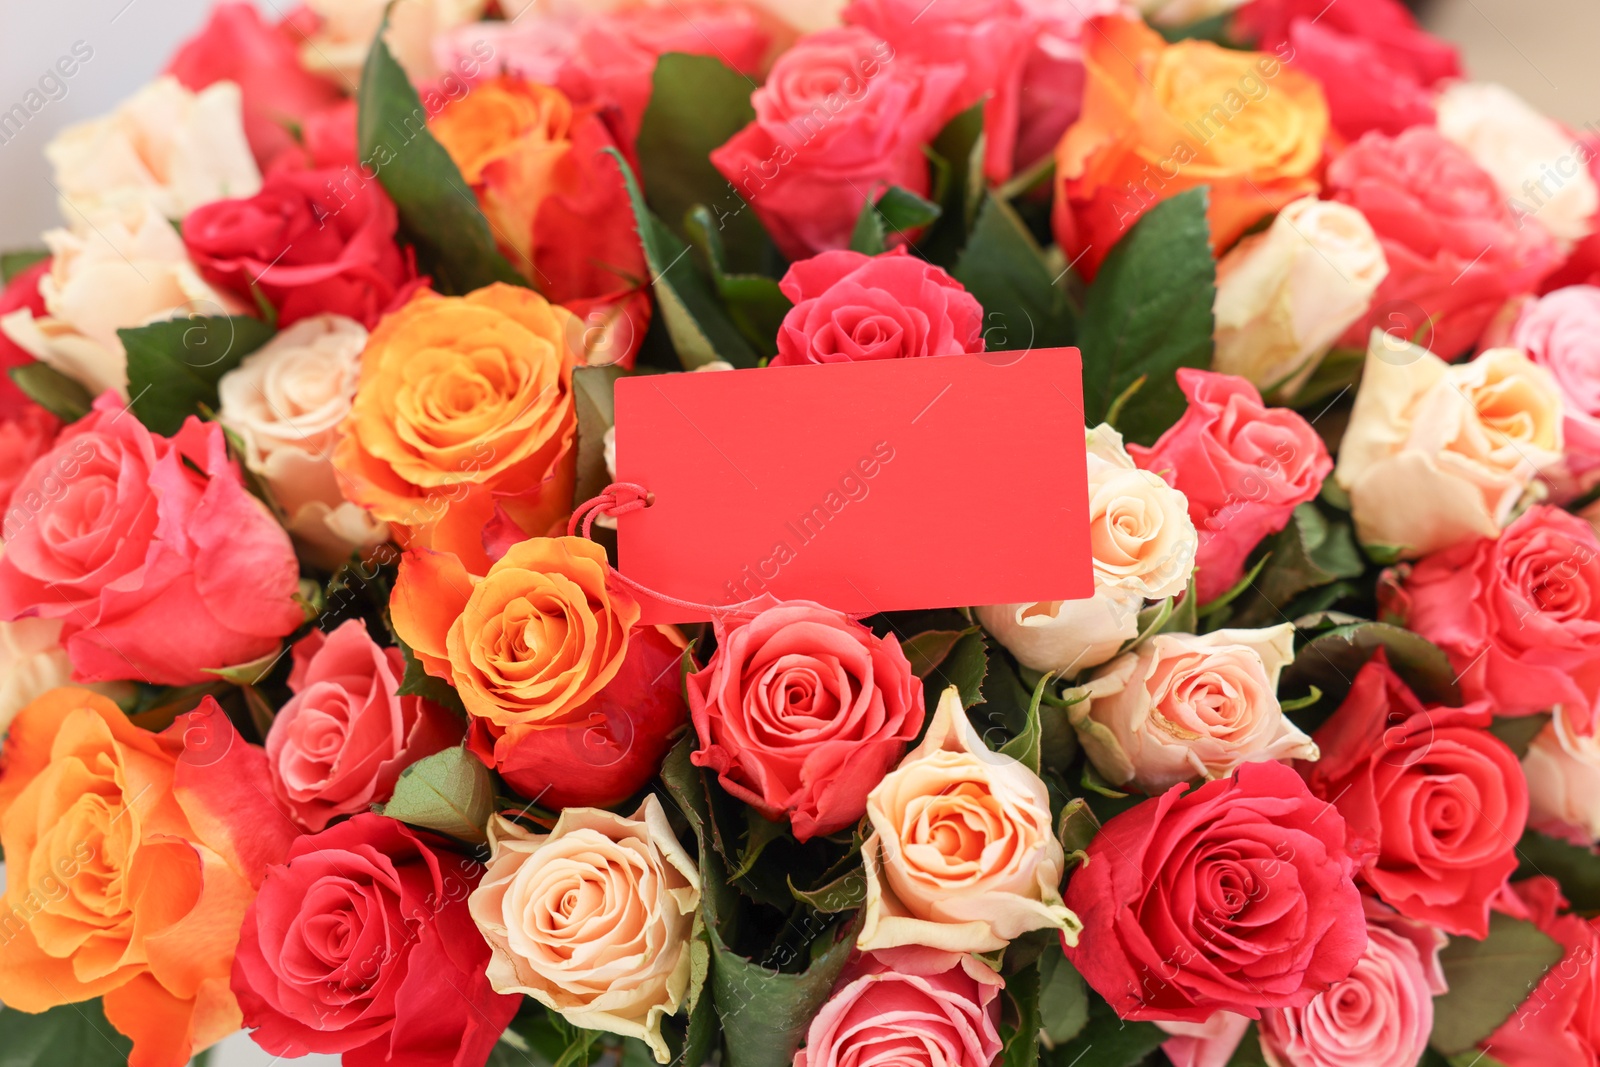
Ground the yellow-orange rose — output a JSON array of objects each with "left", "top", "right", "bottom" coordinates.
[
  {"left": 0, "top": 689, "right": 299, "bottom": 1067},
  {"left": 332, "top": 284, "right": 579, "bottom": 572}
]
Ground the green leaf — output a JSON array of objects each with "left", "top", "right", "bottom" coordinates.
[
  {"left": 920, "top": 100, "right": 986, "bottom": 264},
  {"left": 999, "top": 672, "right": 1053, "bottom": 774},
  {"left": 120, "top": 315, "right": 275, "bottom": 435},
  {"left": 874, "top": 186, "right": 942, "bottom": 233},
  {"left": 953, "top": 196, "right": 1076, "bottom": 353},
  {"left": 1281, "top": 619, "right": 1460, "bottom": 728},
  {"left": 572, "top": 365, "right": 628, "bottom": 510},
  {"left": 1037, "top": 944, "right": 1090, "bottom": 1045},
  {"left": 684, "top": 206, "right": 791, "bottom": 355},
  {"left": 788, "top": 865, "right": 866, "bottom": 913},
  {"left": 1078, "top": 188, "right": 1215, "bottom": 444},
  {"left": 940, "top": 630, "right": 989, "bottom": 710},
  {"left": 1224, "top": 1024, "right": 1270, "bottom": 1066},
  {"left": 376, "top": 745, "right": 493, "bottom": 844},
  {"left": 1285, "top": 345, "right": 1364, "bottom": 410},
  {"left": 1056, "top": 798, "right": 1100, "bottom": 856},
  {"left": 1431, "top": 912, "right": 1564, "bottom": 1055},
  {"left": 711, "top": 915, "right": 858, "bottom": 1067},
  {"left": 356, "top": 29, "right": 526, "bottom": 293},
  {"left": 1162, "top": 575, "right": 1200, "bottom": 636},
  {"left": 1198, "top": 552, "right": 1271, "bottom": 619},
  {"left": 0, "top": 249, "right": 48, "bottom": 284},
  {"left": 1278, "top": 687, "right": 1322, "bottom": 713},
  {"left": 201, "top": 645, "right": 285, "bottom": 687},
  {"left": 0, "top": 999, "right": 133, "bottom": 1067},
  {"left": 635, "top": 53, "right": 766, "bottom": 272},
  {"left": 9, "top": 363, "right": 92, "bottom": 423},
  {"left": 729, "top": 808, "right": 789, "bottom": 880},
  {"left": 1046, "top": 992, "right": 1165, "bottom": 1067},
  {"left": 1228, "top": 506, "right": 1365, "bottom": 629},
  {"left": 1514, "top": 828, "right": 1600, "bottom": 913},
  {"left": 902, "top": 627, "right": 981, "bottom": 680},
  {"left": 848, "top": 198, "right": 888, "bottom": 256},
  {"left": 1490, "top": 714, "right": 1551, "bottom": 759},
  {"left": 395, "top": 636, "right": 467, "bottom": 718},
  {"left": 1000, "top": 962, "right": 1042, "bottom": 1067}
]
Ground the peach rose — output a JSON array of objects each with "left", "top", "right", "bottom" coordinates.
[
  {"left": 217, "top": 314, "right": 389, "bottom": 568},
  {"left": 1524, "top": 708, "right": 1600, "bottom": 842},
  {"left": 859, "top": 685, "right": 1080, "bottom": 954},
  {"left": 45, "top": 76, "right": 260, "bottom": 226},
  {"left": 1071, "top": 624, "right": 1317, "bottom": 794},
  {"left": 332, "top": 284, "right": 579, "bottom": 573},
  {"left": 1335, "top": 334, "right": 1565, "bottom": 556},
  {"left": 300, "top": 0, "right": 489, "bottom": 85},
  {"left": 1, "top": 205, "right": 247, "bottom": 398},
  {"left": 468, "top": 796, "right": 700, "bottom": 1061},
  {"left": 0, "top": 689, "right": 299, "bottom": 1067},
  {"left": 979, "top": 424, "right": 1196, "bottom": 675}
]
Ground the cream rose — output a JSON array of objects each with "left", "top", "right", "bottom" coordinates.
[
  {"left": 217, "top": 314, "right": 389, "bottom": 568},
  {"left": 0, "top": 618, "right": 74, "bottom": 737},
  {"left": 1212, "top": 197, "right": 1389, "bottom": 397},
  {"left": 45, "top": 76, "right": 259, "bottom": 227},
  {"left": 1437, "top": 81, "right": 1599, "bottom": 246},
  {"left": 859, "top": 685, "right": 1081, "bottom": 954},
  {"left": 302, "top": 0, "right": 489, "bottom": 85},
  {"left": 1335, "top": 334, "right": 1564, "bottom": 557},
  {"left": 468, "top": 796, "right": 701, "bottom": 1061},
  {"left": 1070, "top": 624, "right": 1317, "bottom": 795},
  {"left": 0, "top": 205, "right": 247, "bottom": 398},
  {"left": 979, "top": 424, "right": 1196, "bottom": 675},
  {"left": 1524, "top": 708, "right": 1600, "bottom": 842}
]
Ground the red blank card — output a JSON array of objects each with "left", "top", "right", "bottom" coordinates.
[{"left": 613, "top": 348, "right": 1093, "bottom": 624}]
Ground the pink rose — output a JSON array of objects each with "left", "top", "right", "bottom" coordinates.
[
  {"left": 0, "top": 404, "right": 58, "bottom": 518},
  {"left": 0, "top": 393, "right": 303, "bottom": 685},
  {"left": 774, "top": 248, "right": 984, "bottom": 366},
  {"left": 166, "top": 1, "right": 344, "bottom": 170},
  {"left": 1485, "top": 877, "right": 1600, "bottom": 1066},
  {"left": 1159, "top": 1013, "right": 1251, "bottom": 1067},
  {"left": 1129, "top": 370, "right": 1331, "bottom": 603},
  {"left": 1258, "top": 899, "right": 1447, "bottom": 1067},
  {"left": 794, "top": 947, "right": 1003, "bottom": 1067},
  {"left": 1327, "top": 128, "right": 1561, "bottom": 359},
  {"left": 1510, "top": 286, "right": 1600, "bottom": 484},
  {"left": 1011, "top": 0, "right": 1133, "bottom": 176},
  {"left": 266, "top": 619, "right": 464, "bottom": 831},
  {"left": 687, "top": 600, "right": 924, "bottom": 841},
  {"left": 1396, "top": 505, "right": 1600, "bottom": 730},
  {"left": 1235, "top": 0, "right": 1460, "bottom": 87},
  {"left": 710, "top": 28, "right": 964, "bottom": 260}
]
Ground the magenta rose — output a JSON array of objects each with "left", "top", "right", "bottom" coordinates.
[
  {"left": 1485, "top": 877, "right": 1600, "bottom": 1066},
  {"left": 1064, "top": 760, "right": 1367, "bottom": 1023},
  {"left": 1510, "top": 286, "right": 1600, "bottom": 486},
  {"left": 183, "top": 167, "right": 423, "bottom": 330},
  {"left": 710, "top": 28, "right": 963, "bottom": 260},
  {"left": 1396, "top": 504, "right": 1600, "bottom": 730},
  {"left": 794, "top": 947, "right": 1003, "bottom": 1067},
  {"left": 1258, "top": 898, "right": 1447, "bottom": 1067},
  {"left": 1302, "top": 653, "right": 1528, "bottom": 938},
  {"left": 1129, "top": 369, "right": 1331, "bottom": 604},
  {"left": 1235, "top": 0, "right": 1460, "bottom": 86},
  {"left": 232, "top": 814, "right": 519, "bottom": 1067},
  {"left": 1327, "top": 127, "right": 1560, "bottom": 359},
  {"left": 266, "top": 620, "right": 464, "bottom": 832},
  {"left": 774, "top": 248, "right": 984, "bottom": 366},
  {"left": 0, "top": 393, "right": 302, "bottom": 685},
  {"left": 687, "top": 600, "right": 924, "bottom": 841}
]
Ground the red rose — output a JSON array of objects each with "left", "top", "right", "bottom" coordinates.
[
  {"left": 0, "top": 394, "right": 303, "bottom": 685},
  {"left": 1326, "top": 128, "right": 1560, "bottom": 359},
  {"left": 266, "top": 620, "right": 463, "bottom": 832},
  {"left": 1129, "top": 369, "right": 1330, "bottom": 603},
  {"left": 1485, "top": 877, "right": 1600, "bottom": 1065},
  {"left": 1063, "top": 760, "right": 1366, "bottom": 1023},
  {"left": 166, "top": 1, "right": 344, "bottom": 170},
  {"left": 0, "top": 403, "right": 58, "bottom": 515},
  {"left": 687, "top": 600, "right": 925, "bottom": 841},
  {"left": 710, "top": 28, "right": 964, "bottom": 260},
  {"left": 183, "top": 168, "right": 424, "bottom": 330},
  {"left": 0, "top": 259, "right": 50, "bottom": 419},
  {"left": 1302, "top": 654, "right": 1528, "bottom": 938},
  {"left": 232, "top": 814, "right": 519, "bottom": 1067},
  {"left": 1397, "top": 504, "right": 1600, "bottom": 730},
  {"left": 774, "top": 248, "right": 984, "bottom": 366},
  {"left": 1235, "top": 0, "right": 1460, "bottom": 89}
]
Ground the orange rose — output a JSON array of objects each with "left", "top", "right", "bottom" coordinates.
[
  {"left": 1052, "top": 16, "right": 1328, "bottom": 278},
  {"left": 0, "top": 688, "right": 298, "bottom": 1067},
  {"left": 431, "top": 78, "right": 649, "bottom": 367},
  {"left": 332, "top": 283, "right": 578, "bottom": 573},
  {"left": 390, "top": 537, "right": 687, "bottom": 808}
]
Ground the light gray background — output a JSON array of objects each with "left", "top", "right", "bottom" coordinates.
[{"left": 0, "top": 0, "right": 1595, "bottom": 1062}]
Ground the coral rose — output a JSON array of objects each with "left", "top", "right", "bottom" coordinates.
[
  {"left": 390, "top": 536, "right": 687, "bottom": 807},
  {"left": 265, "top": 620, "right": 462, "bottom": 832},
  {"left": 687, "top": 600, "right": 924, "bottom": 841},
  {"left": 794, "top": 947, "right": 1004, "bottom": 1067},
  {"left": 0, "top": 393, "right": 304, "bottom": 685},
  {"left": 1052, "top": 17, "right": 1328, "bottom": 279},
  {"left": 1484, "top": 877, "right": 1600, "bottom": 1066},
  {"left": 0, "top": 689, "right": 299, "bottom": 1067},
  {"left": 333, "top": 284, "right": 579, "bottom": 573},
  {"left": 1064, "top": 760, "right": 1366, "bottom": 1023},
  {"left": 860, "top": 686, "right": 1079, "bottom": 954},
  {"left": 0, "top": 403, "right": 59, "bottom": 515},
  {"left": 469, "top": 797, "right": 700, "bottom": 1061},
  {"left": 1301, "top": 653, "right": 1527, "bottom": 938},
  {"left": 232, "top": 813, "right": 518, "bottom": 1067}
]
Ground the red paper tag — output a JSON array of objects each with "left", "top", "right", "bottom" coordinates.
[{"left": 613, "top": 349, "right": 1093, "bottom": 623}]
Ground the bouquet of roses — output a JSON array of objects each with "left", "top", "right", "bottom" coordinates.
[{"left": 2, "top": 0, "right": 1600, "bottom": 1066}]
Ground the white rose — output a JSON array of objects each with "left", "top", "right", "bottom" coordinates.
[
  {"left": 1212, "top": 197, "right": 1389, "bottom": 397},
  {"left": 217, "top": 315, "right": 389, "bottom": 568},
  {"left": 303, "top": 0, "right": 489, "bottom": 86},
  {"left": 45, "top": 76, "right": 259, "bottom": 228},
  {"left": 0, "top": 618, "right": 75, "bottom": 737},
  {"left": 0, "top": 204, "right": 247, "bottom": 398},
  {"left": 1335, "top": 334, "right": 1564, "bottom": 557},
  {"left": 1071, "top": 624, "right": 1317, "bottom": 794},
  {"left": 1135, "top": 0, "right": 1247, "bottom": 27},
  {"left": 1524, "top": 708, "right": 1600, "bottom": 842},
  {"left": 980, "top": 424, "right": 1196, "bottom": 675},
  {"left": 1437, "top": 81, "right": 1599, "bottom": 246}
]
